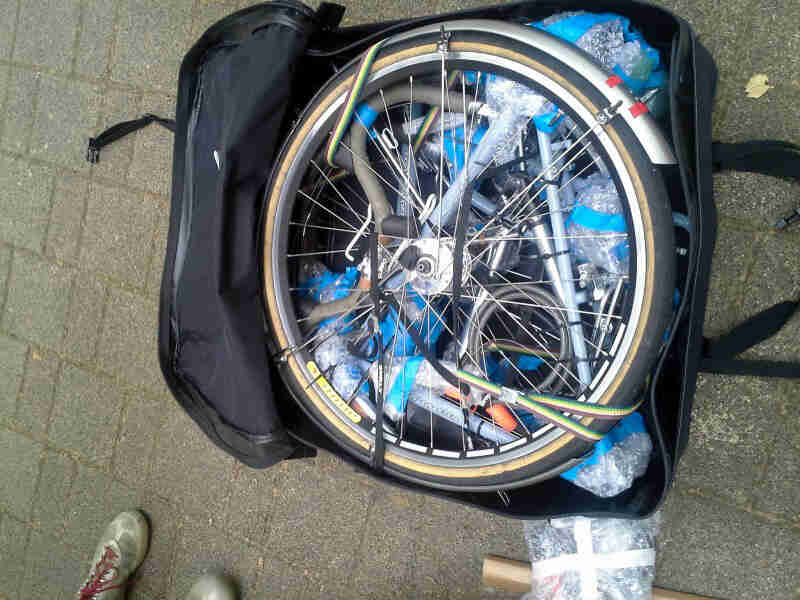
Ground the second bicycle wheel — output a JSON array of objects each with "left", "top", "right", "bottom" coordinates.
[{"left": 263, "top": 26, "right": 675, "bottom": 491}]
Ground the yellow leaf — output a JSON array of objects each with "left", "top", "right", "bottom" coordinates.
[{"left": 745, "top": 74, "right": 773, "bottom": 99}]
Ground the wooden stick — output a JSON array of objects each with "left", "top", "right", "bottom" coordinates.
[{"left": 482, "top": 555, "right": 717, "bottom": 600}]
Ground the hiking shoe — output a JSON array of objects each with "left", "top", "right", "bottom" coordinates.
[
  {"left": 77, "top": 510, "right": 150, "bottom": 599},
  {"left": 185, "top": 573, "right": 238, "bottom": 600}
]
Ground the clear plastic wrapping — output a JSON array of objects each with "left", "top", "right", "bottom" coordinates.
[
  {"left": 570, "top": 432, "right": 652, "bottom": 498},
  {"left": 522, "top": 513, "right": 661, "bottom": 600},
  {"left": 566, "top": 172, "right": 630, "bottom": 275}
]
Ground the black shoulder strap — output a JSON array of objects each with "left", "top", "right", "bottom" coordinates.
[
  {"left": 700, "top": 299, "right": 800, "bottom": 377},
  {"left": 87, "top": 113, "right": 175, "bottom": 164},
  {"left": 700, "top": 140, "right": 800, "bottom": 377},
  {"left": 712, "top": 140, "right": 800, "bottom": 229}
]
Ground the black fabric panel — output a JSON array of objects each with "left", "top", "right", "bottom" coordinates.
[
  {"left": 308, "top": 0, "right": 682, "bottom": 58},
  {"left": 175, "top": 26, "right": 303, "bottom": 438},
  {"left": 671, "top": 41, "right": 717, "bottom": 460},
  {"left": 159, "top": 3, "right": 318, "bottom": 468}
]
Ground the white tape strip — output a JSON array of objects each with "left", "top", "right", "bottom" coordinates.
[
  {"left": 531, "top": 548, "right": 657, "bottom": 579},
  {"left": 574, "top": 518, "right": 599, "bottom": 600}
]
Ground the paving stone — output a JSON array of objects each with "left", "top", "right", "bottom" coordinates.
[
  {"left": 190, "top": 1, "right": 254, "bottom": 40},
  {"left": 349, "top": 489, "right": 419, "bottom": 600},
  {"left": 252, "top": 556, "right": 313, "bottom": 598},
  {"left": 732, "top": 233, "right": 800, "bottom": 363},
  {"left": 107, "top": 477, "right": 140, "bottom": 518},
  {"left": 0, "top": 244, "right": 9, "bottom": 303},
  {"left": 3, "top": 252, "right": 74, "bottom": 350},
  {"left": 112, "top": 0, "right": 193, "bottom": 91},
  {"left": 92, "top": 87, "right": 142, "bottom": 181},
  {"left": 63, "top": 270, "right": 106, "bottom": 363},
  {"left": 63, "top": 463, "right": 111, "bottom": 557},
  {"left": 169, "top": 517, "right": 262, "bottom": 600},
  {"left": 716, "top": 1, "right": 800, "bottom": 144},
  {"left": 0, "top": 66, "right": 10, "bottom": 152},
  {"left": 16, "top": 347, "right": 59, "bottom": 439},
  {"left": 97, "top": 287, "right": 163, "bottom": 391},
  {"left": 1, "top": 69, "right": 39, "bottom": 155},
  {"left": 147, "top": 195, "right": 170, "bottom": 298},
  {"left": 45, "top": 172, "right": 88, "bottom": 264},
  {"left": 127, "top": 587, "right": 155, "bottom": 600},
  {"left": 149, "top": 406, "right": 235, "bottom": 519},
  {"left": 221, "top": 464, "right": 275, "bottom": 544},
  {"left": 137, "top": 494, "right": 180, "bottom": 597},
  {"left": 0, "top": 429, "right": 42, "bottom": 521},
  {"left": 265, "top": 457, "right": 371, "bottom": 598},
  {"left": 657, "top": 490, "right": 800, "bottom": 599},
  {"left": 81, "top": 182, "right": 158, "bottom": 286},
  {"left": 714, "top": 171, "right": 800, "bottom": 230},
  {"left": 129, "top": 92, "right": 176, "bottom": 195},
  {"left": 702, "top": 225, "right": 756, "bottom": 337},
  {"left": 0, "top": 335, "right": 27, "bottom": 420},
  {"left": 112, "top": 393, "right": 165, "bottom": 486},
  {"left": 21, "top": 529, "right": 84, "bottom": 600},
  {"left": 76, "top": 0, "right": 117, "bottom": 77},
  {"left": 676, "top": 374, "right": 781, "bottom": 506},
  {"left": 49, "top": 364, "right": 124, "bottom": 464},
  {"left": 31, "top": 449, "right": 76, "bottom": 533},
  {"left": 0, "top": 155, "right": 53, "bottom": 252},
  {"left": 752, "top": 381, "right": 800, "bottom": 520},
  {"left": 0, "top": 0, "right": 17, "bottom": 60},
  {"left": 414, "top": 494, "right": 526, "bottom": 600},
  {"left": 29, "top": 75, "right": 103, "bottom": 169},
  {"left": 0, "top": 515, "right": 29, "bottom": 600},
  {"left": 13, "top": 0, "right": 79, "bottom": 72}
]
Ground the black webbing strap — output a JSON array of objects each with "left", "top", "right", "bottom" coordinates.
[
  {"left": 87, "top": 113, "right": 176, "bottom": 163},
  {"left": 712, "top": 140, "right": 800, "bottom": 179},
  {"left": 368, "top": 232, "right": 385, "bottom": 471},
  {"left": 451, "top": 183, "right": 473, "bottom": 421},
  {"left": 697, "top": 141, "right": 800, "bottom": 378},
  {"left": 712, "top": 140, "right": 800, "bottom": 229},
  {"left": 700, "top": 298, "right": 800, "bottom": 378}
]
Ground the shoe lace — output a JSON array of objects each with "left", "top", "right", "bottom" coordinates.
[{"left": 78, "top": 546, "right": 123, "bottom": 599}]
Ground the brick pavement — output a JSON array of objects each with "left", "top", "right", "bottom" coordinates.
[{"left": 0, "top": 1, "right": 798, "bottom": 598}]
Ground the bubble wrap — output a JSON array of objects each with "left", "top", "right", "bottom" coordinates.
[
  {"left": 482, "top": 77, "right": 552, "bottom": 166},
  {"left": 522, "top": 513, "right": 661, "bottom": 600},
  {"left": 373, "top": 358, "right": 463, "bottom": 401},
  {"left": 567, "top": 172, "right": 629, "bottom": 275},
  {"left": 614, "top": 39, "right": 657, "bottom": 81},
  {"left": 571, "top": 432, "right": 653, "bottom": 498},
  {"left": 312, "top": 323, "right": 349, "bottom": 373},
  {"left": 331, "top": 358, "right": 370, "bottom": 401}
]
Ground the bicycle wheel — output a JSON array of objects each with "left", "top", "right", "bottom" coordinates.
[{"left": 262, "top": 26, "right": 675, "bottom": 491}]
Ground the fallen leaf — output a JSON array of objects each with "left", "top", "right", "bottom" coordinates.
[{"left": 745, "top": 73, "right": 774, "bottom": 98}]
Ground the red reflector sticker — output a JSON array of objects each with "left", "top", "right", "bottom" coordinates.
[
  {"left": 606, "top": 74, "right": 623, "bottom": 88},
  {"left": 629, "top": 102, "right": 648, "bottom": 118}
]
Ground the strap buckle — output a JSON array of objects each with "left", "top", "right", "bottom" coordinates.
[
  {"left": 775, "top": 208, "right": 800, "bottom": 231},
  {"left": 86, "top": 138, "right": 100, "bottom": 164}
]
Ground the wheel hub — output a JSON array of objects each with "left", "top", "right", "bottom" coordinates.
[{"left": 404, "top": 237, "right": 469, "bottom": 296}]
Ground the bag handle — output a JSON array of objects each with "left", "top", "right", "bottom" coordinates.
[
  {"left": 87, "top": 113, "right": 175, "bottom": 164},
  {"left": 699, "top": 140, "right": 800, "bottom": 378}
]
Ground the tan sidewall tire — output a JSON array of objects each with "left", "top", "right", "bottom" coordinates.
[{"left": 262, "top": 39, "right": 672, "bottom": 489}]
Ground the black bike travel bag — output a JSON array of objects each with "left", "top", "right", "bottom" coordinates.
[{"left": 86, "top": 0, "right": 800, "bottom": 519}]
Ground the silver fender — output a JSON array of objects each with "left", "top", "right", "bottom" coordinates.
[{"left": 387, "top": 19, "right": 676, "bottom": 165}]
